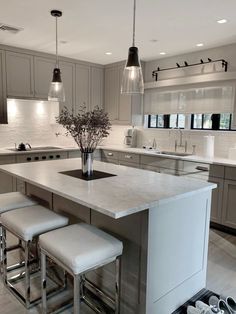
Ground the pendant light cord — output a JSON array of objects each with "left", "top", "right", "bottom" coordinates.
[
  {"left": 132, "top": 0, "right": 136, "bottom": 47},
  {"left": 55, "top": 16, "right": 58, "bottom": 67}
]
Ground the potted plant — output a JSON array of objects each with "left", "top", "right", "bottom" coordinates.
[{"left": 56, "top": 105, "right": 111, "bottom": 177}]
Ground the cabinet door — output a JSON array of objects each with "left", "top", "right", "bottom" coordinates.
[
  {"left": 0, "top": 50, "right": 7, "bottom": 123},
  {"left": 209, "top": 177, "right": 223, "bottom": 224},
  {"left": 222, "top": 180, "right": 236, "bottom": 229},
  {"left": 75, "top": 64, "right": 90, "bottom": 113},
  {"left": 6, "top": 51, "right": 34, "bottom": 98},
  {"left": 59, "top": 61, "right": 75, "bottom": 113},
  {"left": 104, "top": 67, "right": 119, "bottom": 121},
  {"left": 90, "top": 66, "right": 104, "bottom": 110},
  {"left": 34, "top": 57, "right": 55, "bottom": 99},
  {"left": 118, "top": 66, "right": 131, "bottom": 124}
]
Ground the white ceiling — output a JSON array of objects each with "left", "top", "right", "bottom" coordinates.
[{"left": 0, "top": 0, "right": 236, "bottom": 65}]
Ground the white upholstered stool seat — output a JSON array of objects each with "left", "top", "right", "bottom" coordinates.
[
  {"left": 40, "top": 223, "right": 123, "bottom": 274},
  {"left": 1, "top": 205, "right": 69, "bottom": 309},
  {"left": 1, "top": 205, "right": 68, "bottom": 241},
  {"left": 39, "top": 223, "right": 123, "bottom": 314},
  {"left": 0, "top": 192, "right": 37, "bottom": 214}
]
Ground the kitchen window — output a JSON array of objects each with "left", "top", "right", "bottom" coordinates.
[
  {"left": 191, "top": 113, "right": 232, "bottom": 130},
  {"left": 148, "top": 113, "right": 234, "bottom": 130},
  {"left": 148, "top": 114, "right": 185, "bottom": 129}
]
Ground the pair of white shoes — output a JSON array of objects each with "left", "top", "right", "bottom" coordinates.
[
  {"left": 187, "top": 300, "right": 222, "bottom": 314},
  {"left": 187, "top": 296, "right": 236, "bottom": 314},
  {"left": 209, "top": 295, "right": 236, "bottom": 314}
]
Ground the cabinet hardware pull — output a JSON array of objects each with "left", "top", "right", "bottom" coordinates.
[
  {"left": 26, "top": 157, "right": 31, "bottom": 161},
  {"left": 107, "top": 153, "right": 113, "bottom": 156},
  {"left": 125, "top": 155, "right": 132, "bottom": 159},
  {"left": 195, "top": 166, "right": 208, "bottom": 172}
]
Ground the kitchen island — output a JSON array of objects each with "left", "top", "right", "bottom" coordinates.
[{"left": 0, "top": 159, "right": 216, "bottom": 314}]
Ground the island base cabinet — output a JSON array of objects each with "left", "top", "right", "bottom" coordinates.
[
  {"left": 222, "top": 180, "right": 236, "bottom": 229},
  {"left": 0, "top": 170, "right": 16, "bottom": 193},
  {"left": 146, "top": 191, "right": 211, "bottom": 314}
]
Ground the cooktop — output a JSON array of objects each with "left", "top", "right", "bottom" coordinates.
[{"left": 7, "top": 146, "right": 62, "bottom": 152}]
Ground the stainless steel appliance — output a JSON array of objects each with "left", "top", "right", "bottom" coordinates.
[{"left": 124, "top": 128, "right": 137, "bottom": 147}]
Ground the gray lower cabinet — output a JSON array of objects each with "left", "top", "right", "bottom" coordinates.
[
  {"left": 6, "top": 51, "right": 34, "bottom": 98},
  {"left": 0, "top": 50, "right": 7, "bottom": 123},
  {"left": 75, "top": 64, "right": 90, "bottom": 112},
  {"left": 222, "top": 179, "right": 236, "bottom": 228},
  {"left": 209, "top": 176, "right": 224, "bottom": 224}
]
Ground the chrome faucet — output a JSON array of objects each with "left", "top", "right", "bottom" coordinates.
[{"left": 175, "top": 129, "right": 187, "bottom": 153}]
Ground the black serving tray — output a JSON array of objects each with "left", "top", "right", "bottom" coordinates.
[{"left": 60, "top": 169, "right": 117, "bottom": 181}]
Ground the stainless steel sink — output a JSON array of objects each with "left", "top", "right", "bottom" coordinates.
[{"left": 159, "top": 151, "right": 192, "bottom": 157}]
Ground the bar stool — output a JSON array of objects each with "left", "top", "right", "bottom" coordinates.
[
  {"left": 1, "top": 205, "right": 69, "bottom": 308},
  {"left": 0, "top": 192, "right": 38, "bottom": 265},
  {"left": 39, "top": 223, "right": 123, "bottom": 314}
]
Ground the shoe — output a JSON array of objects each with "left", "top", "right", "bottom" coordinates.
[
  {"left": 209, "top": 296, "right": 227, "bottom": 313},
  {"left": 195, "top": 300, "right": 215, "bottom": 313},
  {"left": 225, "top": 296, "right": 236, "bottom": 313},
  {"left": 187, "top": 305, "right": 201, "bottom": 314},
  {"left": 218, "top": 299, "right": 232, "bottom": 314}
]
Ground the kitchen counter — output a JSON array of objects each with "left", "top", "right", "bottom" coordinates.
[
  {"left": 0, "top": 146, "right": 80, "bottom": 155},
  {"left": 0, "top": 158, "right": 215, "bottom": 219},
  {"left": 0, "top": 144, "right": 236, "bottom": 168},
  {"left": 99, "top": 145, "right": 236, "bottom": 167},
  {"left": 0, "top": 158, "right": 215, "bottom": 313}
]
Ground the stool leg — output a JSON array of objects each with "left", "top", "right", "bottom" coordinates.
[
  {"left": 41, "top": 251, "right": 47, "bottom": 314},
  {"left": 2, "top": 227, "right": 7, "bottom": 284},
  {"left": 25, "top": 240, "right": 31, "bottom": 308},
  {"left": 74, "top": 274, "right": 81, "bottom": 314},
  {"left": 0, "top": 224, "right": 3, "bottom": 270},
  {"left": 115, "top": 256, "right": 121, "bottom": 314}
]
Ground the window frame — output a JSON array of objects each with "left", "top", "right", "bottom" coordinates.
[{"left": 190, "top": 113, "right": 233, "bottom": 131}]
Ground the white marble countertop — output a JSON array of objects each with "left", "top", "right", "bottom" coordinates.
[{"left": 0, "top": 158, "right": 216, "bottom": 219}]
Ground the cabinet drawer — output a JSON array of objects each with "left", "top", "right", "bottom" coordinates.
[
  {"left": 101, "top": 150, "right": 119, "bottom": 161},
  {"left": 119, "top": 152, "right": 140, "bottom": 164},
  {"left": 0, "top": 155, "right": 16, "bottom": 164},
  {"left": 68, "top": 151, "right": 81, "bottom": 159},
  {"left": 225, "top": 167, "right": 236, "bottom": 180},
  {"left": 140, "top": 155, "right": 177, "bottom": 170},
  {"left": 119, "top": 160, "right": 140, "bottom": 168},
  {"left": 183, "top": 161, "right": 224, "bottom": 179}
]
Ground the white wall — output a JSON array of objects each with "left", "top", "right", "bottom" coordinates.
[{"left": 0, "top": 99, "right": 75, "bottom": 148}]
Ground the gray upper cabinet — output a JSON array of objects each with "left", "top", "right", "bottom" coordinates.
[
  {"left": 34, "top": 57, "right": 55, "bottom": 99},
  {"left": 90, "top": 66, "right": 104, "bottom": 110},
  {"left": 59, "top": 61, "right": 75, "bottom": 113},
  {"left": 0, "top": 50, "right": 7, "bottom": 123},
  {"left": 75, "top": 64, "right": 90, "bottom": 113},
  {"left": 6, "top": 51, "right": 34, "bottom": 98},
  {"left": 118, "top": 66, "right": 131, "bottom": 124},
  {"left": 105, "top": 64, "right": 142, "bottom": 125},
  {"left": 105, "top": 66, "right": 119, "bottom": 121}
]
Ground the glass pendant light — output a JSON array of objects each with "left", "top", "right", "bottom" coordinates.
[
  {"left": 121, "top": 0, "right": 144, "bottom": 94},
  {"left": 48, "top": 10, "right": 65, "bottom": 102}
]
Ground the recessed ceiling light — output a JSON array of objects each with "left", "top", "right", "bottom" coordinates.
[
  {"left": 105, "top": 52, "right": 112, "bottom": 55},
  {"left": 160, "top": 52, "right": 166, "bottom": 55},
  {"left": 217, "top": 19, "right": 228, "bottom": 24},
  {"left": 196, "top": 43, "right": 204, "bottom": 47}
]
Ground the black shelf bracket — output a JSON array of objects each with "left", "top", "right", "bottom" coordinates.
[{"left": 152, "top": 58, "right": 228, "bottom": 81}]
